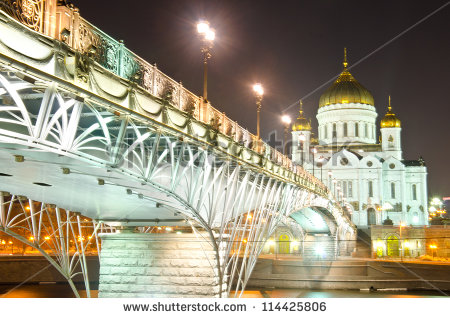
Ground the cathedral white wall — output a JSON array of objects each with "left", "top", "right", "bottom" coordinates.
[
  {"left": 303, "top": 149, "right": 428, "bottom": 227},
  {"left": 316, "top": 103, "right": 378, "bottom": 145}
]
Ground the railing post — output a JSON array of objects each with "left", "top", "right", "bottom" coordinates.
[
  {"left": 178, "top": 82, "right": 183, "bottom": 110},
  {"left": 152, "top": 64, "right": 158, "bottom": 96},
  {"left": 118, "top": 40, "right": 125, "bottom": 78},
  {"left": 71, "top": 7, "right": 80, "bottom": 49},
  {"left": 43, "top": 0, "right": 57, "bottom": 38}
]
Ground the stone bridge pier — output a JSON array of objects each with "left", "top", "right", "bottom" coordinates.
[{"left": 98, "top": 231, "right": 227, "bottom": 298}]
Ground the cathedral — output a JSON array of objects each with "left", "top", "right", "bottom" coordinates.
[{"left": 291, "top": 50, "right": 428, "bottom": 228}]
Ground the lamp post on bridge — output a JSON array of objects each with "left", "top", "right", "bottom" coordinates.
[
  {"left": 311, "top": 147, "right": 317, "bottom": 177},
  {"left": 281, "top": 115, "right": 291, "bottom": 155},
  {"left": 253, "top": 83, "right": 264, "bottom": 140},
  {"left": 317, "top": 156, "right": 324, "bottom": 182},
  {"left": 299, "top": 133, "right": 306, "bottom": 166},
  {"left": 197, "top": 20, "right": 215, "bottom": 102}
]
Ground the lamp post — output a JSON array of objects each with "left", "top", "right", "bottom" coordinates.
[
  {"left": 332, "top": 179, "right": 337, "bottom": 198},
  {"left": 311, "top": 147, "right": 317, "bottom": 177},
  {"left": 318, "top": 156, "right": 324, "bottom": 182},
  {"left": 197, "top": 20, "right": 215, "bottom": 102},
  {"left": 399, "top": 221, "right": 405, "bottom": 261},
  {"left": 328, "top": 171, "right": 333, "bottom": 189},
  {"left": 253, "top": 83, "right": 264, "bottom": 140},
  {"left": 281, "top": 115, "right": 291, "bottom": 155},
  {"left": 299, "top": 133, "right": 306, "bottom": 166}
]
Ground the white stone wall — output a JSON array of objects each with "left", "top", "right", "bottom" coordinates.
[
  {"left": 316, "top": 103, "right": 378, "bottom": 145},
  {"left": 98, "top": 232, "right": 227, "bottom": 298},
  {"left": 301, "top": 148, "right": 428, "bottom": 227}
]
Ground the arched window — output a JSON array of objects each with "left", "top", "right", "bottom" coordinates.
[
  {"left": 391, "top": 182, "right": 395, "bottom": 199},
  {"left": 325, "top": 125, "right": 328, "bottom": 139},
  {"left": 332, "top": 123, "right": 337, "bottom": 138},
  {"left": 355, "top": 123, "right": 359, "bottom": 137},
  {"left": 343, "top": 123, "right": 348, "bottom": 137},
  {"left": 368, "top": 180, "right": 373, "bottom": 197},
  {"left": 412, "top": 184, "right": 417, "bottom": 200},
  {"left": 365, "top": 123, "right": 368, "bottom": 138}
]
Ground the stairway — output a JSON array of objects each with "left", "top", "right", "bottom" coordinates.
[
  {"left": 302, "top": 235, "right": 337, "bottom": 260},
  {"left": 352, "top": 229, "right": 372, "bottom": 258}
]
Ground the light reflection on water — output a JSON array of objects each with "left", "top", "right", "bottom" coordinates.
[
  {"left": 0, "top": 284, "right": 96, "bottom": 298},
  {"left": 241, "top": 289, "right": 448, "bottom": 298},
  {"left": 0, "top": 285, "right": 447, "bottom": 298}
]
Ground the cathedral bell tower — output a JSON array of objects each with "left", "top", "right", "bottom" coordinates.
[
  {"left": 291, "top": 101, "right": 312, "bottom": 165},
  {"left": 380, "top": 96, "right": 402, "bottom": 160}
]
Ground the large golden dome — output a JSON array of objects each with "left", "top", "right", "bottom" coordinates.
[
  {"left": 292, "top": 100, "right": 311, "bottom": 131},
  {"left": 381, "top": 96, "right": 401, "bottom": 128},
  {"left": 319, "top": 49, "right": 374, "bottom": 108}
]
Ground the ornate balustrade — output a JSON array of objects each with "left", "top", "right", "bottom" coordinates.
[{"left": 0, "top": 0, "right": 332, "bottom": 199}]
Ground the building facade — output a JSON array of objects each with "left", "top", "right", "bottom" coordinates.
[{"left": 291, "top": 51, "right": 428, "bottom": 228}]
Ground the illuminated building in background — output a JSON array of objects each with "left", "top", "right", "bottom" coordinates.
[{"left": 292, "top": 49, "right": 428, "bottom": 227}]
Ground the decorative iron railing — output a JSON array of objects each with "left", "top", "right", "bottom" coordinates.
[
  {"left": 0, "top": 0, "right": 44, "bottom": 32},
  {"left": 0, "top": 0, "right": 333, "bottom": 199}
]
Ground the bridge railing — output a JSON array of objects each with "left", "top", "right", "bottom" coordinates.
[{"left": 0, "top": 0, "right": 330, "bottom": 197}]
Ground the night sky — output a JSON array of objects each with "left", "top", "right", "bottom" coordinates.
[{"left": 73, "top": 0, "right": 450, "bottom": 197}]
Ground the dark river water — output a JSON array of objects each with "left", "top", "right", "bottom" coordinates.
[{"left": 0, "top": 284, "right": 447, "bottom": 298}]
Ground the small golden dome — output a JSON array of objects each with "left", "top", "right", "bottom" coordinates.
[
  {"left": 319, "top": 48, "right": 374, "bottom": 108},
  {"left": 381, "top": 96, "right": 401, "bottom": 128},
  {"left": 292, "top": 100, "right": 311, "bottom": 131}
]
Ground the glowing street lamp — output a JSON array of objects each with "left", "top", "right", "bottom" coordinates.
[
  {"left": 429, "top": 243, "right": 437, "bottom": 258},
  {"left": 197, "top": 20, "right": 215, "bottom": 102},
  {"left": 253, "top": 83, "right": 264, "bottom": 139},
  {"left": 281, "top": 115, "right": 291, "bottom": 155}
]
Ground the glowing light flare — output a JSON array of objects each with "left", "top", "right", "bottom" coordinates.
[
  {"left": 429, "top": 244, "right": 437, "bottom": 249},
  {"left": 44, "top": 236, "right": 50, "bottom": 241},
  {"left": 1, "top": 240, "right": 5, "bottom": 245},
  {"left": 268, "top": 239, "right": 275, "bottom": 246},
  {"left": 253, "top": 83, "right": 264, "bottom": 96},
  {"left": 205, "top": 29, "right": 215, "bottom": 41},
  {"left": 242, "top": 239, "right": 248, "bottom": 244},
  {"left": 166, "top": 227, "right": 173, "bottom": 232},
  {"left": 25, "top": 206, "right": 30, "bottom": 211},
  {"left": 28, "top": 236, "right": 34, "bottom": 241},
  {"left": 197, "top": 21, "right": 209, "bottom": 34},
  {"left": 431, "top": 198, "right": 442, "bottom": 206},
  {"left": 299, "top": 134, "right": 306, "bottom": 141},
  {"left": 315, "top": 245, "right": 325, "bottom": 257},
  {"left": 281, "top": 115, "right": 292, "bottom": 125}
]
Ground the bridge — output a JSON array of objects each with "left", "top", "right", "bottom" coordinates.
[{"left": 0, "top": 0, "right": 355, "bottom": 298}]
